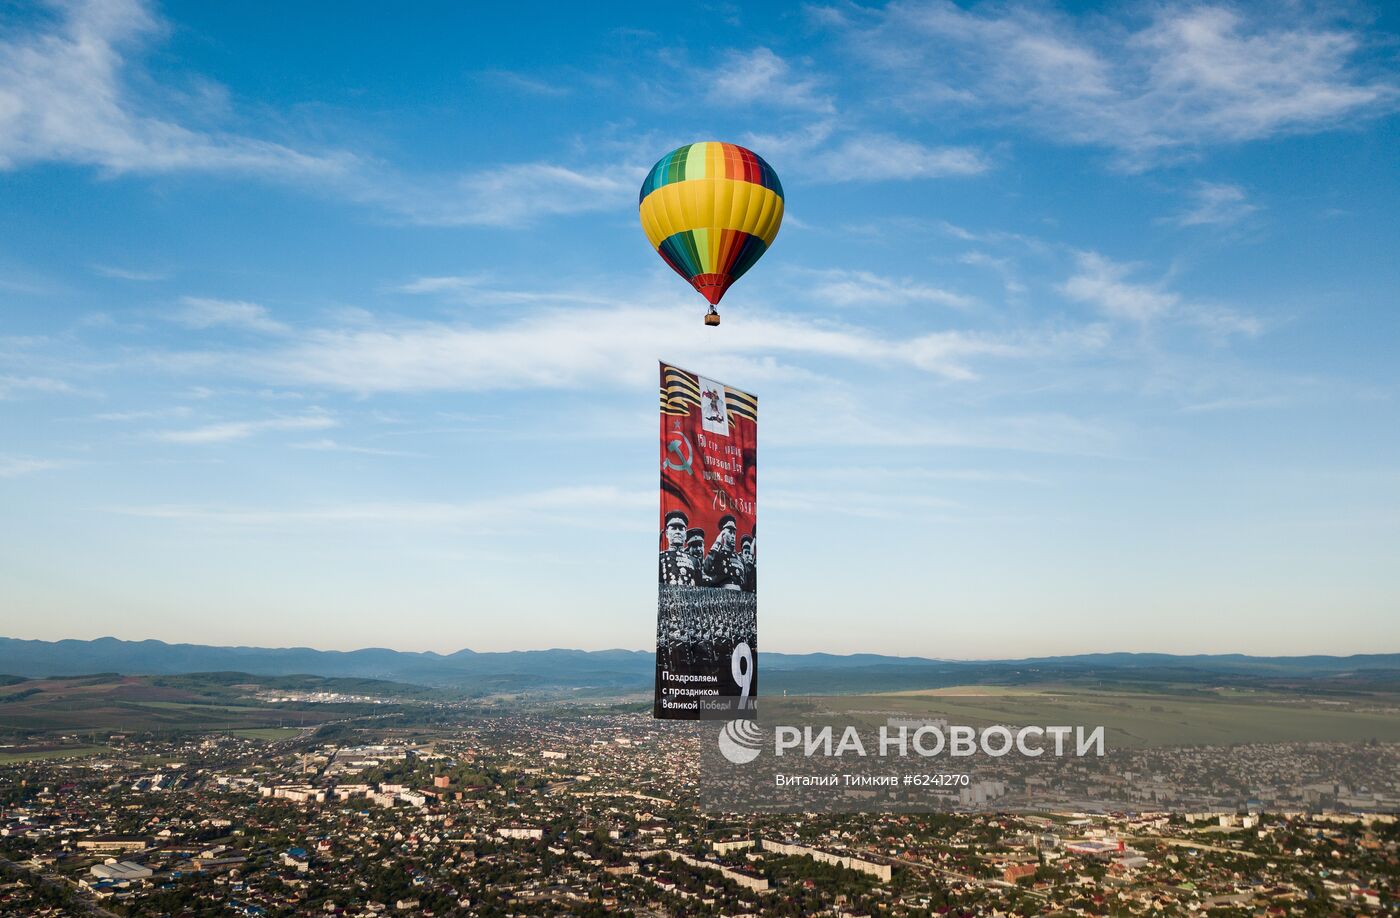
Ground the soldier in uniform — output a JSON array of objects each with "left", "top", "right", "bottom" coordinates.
[
  {"left": 658, "top": 509, "right": 698, "bottom": 586},
  {"left": 702, "top": 514, "right": 747, "bottom": 590},
  {"left": 686, "top": 527, "right": 706, "bottom": 566},
  {"left": 740, "top": 533, "right": 757, "bottom": 593}
]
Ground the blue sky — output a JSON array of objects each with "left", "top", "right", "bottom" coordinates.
[{"left": 1, "top": 0, "right": 1397, "bottom": 657}]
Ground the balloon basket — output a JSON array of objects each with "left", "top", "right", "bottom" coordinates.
[{"left": 704, "top": 308, "right": 721, "bottom": 327}]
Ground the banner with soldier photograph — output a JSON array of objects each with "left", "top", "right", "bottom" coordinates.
[{"left": 656, "top": 361, "right": 758, "bottom": 720}]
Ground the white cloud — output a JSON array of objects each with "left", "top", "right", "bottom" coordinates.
[
  {"left": 1133, "top": 8, "right": 1388, "bottom": 141},
  {"left": 852, "top": 2, "right": 1396, "bottom": 167},
  {"left": 174, "top": 297, "right": 288, "bottom": 334},
  {"left": 0, "top": 0, "right": 354, "bottom": 177},
  {"left": 742, "top": 119, "right": 837, "bottom": 158},
  {"left": 210, "top": 303, "right": 1029, "bottom": 394},
  {"left": 395, "top": 275, "right": 491, "bottom": 295},
  {"left": 957, "top": 251, "right": 1008, "bottom": 271},
  {"left": 362, "top": 161, "right": 642, "bottom": 228},
  {"left": 1182, "top": 304, "right": 1265, "bottom": 340},
  {"left": 92, "top": 264, "right": 168, "bottom": 281},
  {"left": 765, "top": 487, "right": 959, "bottom": 519},
  {"left": 1179, "top": 395, "right": 1285, "bottom": 414},
  {"left": 745, "top": 121, "right": 988, "bottom": 182},
  {"left": 958, "top": 251, "right": 1026, "bottom": 295},
  {"left": 108, "top": 484, "right": 651, "bottom": 528},
  {"left": 151, "top": 412, "right": 336, "bottom": 444},
  {"left": 0, "top": 374, "right": 75, "bottom": 398},
  {"left": 1058, "top": 251, "right": 1263, "bottom": 338},
  {"left": 765, "top": 465, "right": 1042, "bottom": 485},
  {"left": 289, "top": 438, "right": 423, "bottom": 458},
  {"left": 764, "top": 399, "right": 1120, "bottom": 455},
  {"left": 0, "top": 275, "right": 54, "bottom": 295},
  {"left": 1169, "top": 182, "right": 1258, "bottom": 227},
  {"left": 393, "top": 274, "right": 613, "bottom": 306},
  {"left": 0, "top": 455, "right": 70, "bottom": 477},
  {"left": 707, "top": 47, "right": 834, "bottom": 113},
  {"left": 480, "top": 70, "right": 573, "bottom": 98},
  {"left": 92, "top": 406, "right": 192, "bottom": 422},
  {"left": 819, "top": 133, "right": 989, "bottom": 179},
  {"left": 0, "top": 0, "right": 633, "bottom": 229},
  {"left": 794, "top": 268, "right": 973, "bottom": 309},
  {"left": 1059, "top": 252, "right": 1177, "bottom": 322},
  {"left": 936, "top": 221, "right": 1043, "bottom": 249}
]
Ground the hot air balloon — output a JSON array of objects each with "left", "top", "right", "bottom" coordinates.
[{"left": 639, "top": 142, "right": 784, "bottom": 326}]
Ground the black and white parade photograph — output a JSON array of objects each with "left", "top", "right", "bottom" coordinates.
[{"left": 655, "top": 584, "right": 758, "bottom": 715}]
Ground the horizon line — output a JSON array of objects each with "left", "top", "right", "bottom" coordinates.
[{"left": 1, "top": 633, "right": 1397, "bottom": 663}]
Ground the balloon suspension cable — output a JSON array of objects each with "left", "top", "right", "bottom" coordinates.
[{"left": 704, "top": 305, "right": 721, "bottom": 327}]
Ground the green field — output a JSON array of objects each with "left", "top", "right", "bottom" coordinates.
[
  {"left": 0, "top": 674, "right": 340, "bottom": 737},
  {"left": 131, "top": 701, "right": 271, "bottom": 713},
  {"left": 0, "top": 745, "right": 109, "bottom": 764},
  {"left": 837, "top": 684, "right": 1400, "bottom": 747}
]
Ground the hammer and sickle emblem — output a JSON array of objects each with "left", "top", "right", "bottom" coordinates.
[{"left": 663, "top": 432, "right": 694, "bottom": 475}]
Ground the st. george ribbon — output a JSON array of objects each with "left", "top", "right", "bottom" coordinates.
[{"left": 654, "top": 362, "right": 758, "bottom": 720}]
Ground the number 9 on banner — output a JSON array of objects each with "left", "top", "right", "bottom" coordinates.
[{"left": 731, "top": 642, "right": 753, "bottom": 711}]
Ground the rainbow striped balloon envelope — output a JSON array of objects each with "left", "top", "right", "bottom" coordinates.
[{"left": 639, "top": 142, "right": 784, "bottom": 317}]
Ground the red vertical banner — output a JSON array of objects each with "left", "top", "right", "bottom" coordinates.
[{"left": 655, "top": 361, "right": 758, "bottom": 720}]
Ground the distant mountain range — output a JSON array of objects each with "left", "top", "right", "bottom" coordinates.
[{"left": 1, "top": 636, "right": 1396, "bottom": 696}]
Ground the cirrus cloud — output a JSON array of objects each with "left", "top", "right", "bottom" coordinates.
[{"left": 842, "top": 1, "right": 1396, "bottom": 168}]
